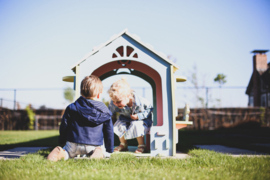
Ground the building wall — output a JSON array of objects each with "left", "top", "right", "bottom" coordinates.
[{"left": 252, "top": 54, "right": 268, "bottom": 106}]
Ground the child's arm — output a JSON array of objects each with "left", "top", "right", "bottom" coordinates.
[
  {"left": 130, "top": 114, "right": 138, "bottom": 120},
  {"left": 59, "top": 106, "right": 71, "bottom": 144},
  {"left": 132, "top": 103, "right": 153, "bottom": 121},
  {"left": 102, "top": 118, "right": 114, "bottom": 153}
]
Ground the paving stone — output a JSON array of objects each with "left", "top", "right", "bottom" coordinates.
[{"left": 0, "top": 147, "right": 50, "bottom": 159}]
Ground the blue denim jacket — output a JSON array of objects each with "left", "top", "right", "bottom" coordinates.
[
  {"left": 59, "top": 96, "right": 114, "bottom": 153},
  {"left": 108, "top": 92, "right": 153, "bottom": 127}
]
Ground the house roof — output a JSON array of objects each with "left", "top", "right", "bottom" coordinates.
[
  {"left": 71, "top": 29, "right": 179, "bottom": 72},
  {"left": 245, "top": 73, "right": 254, "bottom": 95},
  {"left": 246, "top": 68, "right": 270, "bottom": 95},
  {"left": 251, "top": 50, "right": 269, "bottom": 54},
  {"left": 262, "top": 68, "right": 270, "bottom": 86}
]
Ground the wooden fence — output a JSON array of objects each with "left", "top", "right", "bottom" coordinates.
[
  {"left": 0, "top": 108, "right": 63, "bottom": 130},
  {"left": 0, "top": 107, "right": 269, "bottom": 130},
  {"left": 177, "top": 107, "right": 270, "bottom": 130}
]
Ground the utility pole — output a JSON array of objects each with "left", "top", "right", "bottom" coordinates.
[
  {"left": 205, "top": 87, "right": 208, "bottom": 108},
  {"left": 14, "top": 89, "right": 16, "bottom": 110}
]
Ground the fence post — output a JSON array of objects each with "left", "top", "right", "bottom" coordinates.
[{"left": 35, "top": 115, "right": 38, "bottom": 130}]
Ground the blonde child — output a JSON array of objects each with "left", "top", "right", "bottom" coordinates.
[
  {"left": 47, "top": 75, "right": 114, "bottom": 161},
  {"left": 108, "top": 78, "right": 153, "bottom": 153}
]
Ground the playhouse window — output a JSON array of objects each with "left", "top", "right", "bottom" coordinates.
[
  {"left": 112, "top": 53, "right": 117, "bottom": 58},
  {"left": 133, "top": 53, "right": 138, "bottom": 58},
  {"left": 127, "top": 46, "right": 134, "bottom": 57},
  {"left": 116, "top": 46, "right": 124, "bottom": 57},
  {"left": 113, "top": 46, "right": 138, "bottom": 58}
]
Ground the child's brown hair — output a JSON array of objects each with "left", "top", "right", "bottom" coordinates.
[{"left": 80, "top": 75, "right": 103, "bottom": 98}]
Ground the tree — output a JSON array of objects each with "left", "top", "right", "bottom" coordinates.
[
  {"left": 39, "top": 105, "right": 46, "bottom": 110},
  {"left": 167, "top": 55, "right": 177, "bottom": 63},
  {"left": 64, "top": 87, "right": 75, "bottom": 103},
  {"left": 102, "top": 98, "right": 110, "bottom": 107},
  {"left": 214, "top": 74, "right": 227, "bottom": 87},
  {"left": 26, "top": 104, "right": 35, "bottom": 130},
  {"left": 214, "top": 73, "right": 227, "bottom": 107},
  {"left": 189, "top": 64, "right": 206, "bottom": 108}
]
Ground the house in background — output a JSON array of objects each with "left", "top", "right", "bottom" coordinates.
[{"left": 246, "top": 50, "right": 270, "bottom": 107}]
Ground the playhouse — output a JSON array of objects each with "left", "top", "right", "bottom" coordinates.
[{"left": 63, "top": 29, "right": 192, "bottom": 157}]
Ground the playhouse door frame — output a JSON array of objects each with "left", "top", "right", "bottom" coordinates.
[{"left": 91, "top": 60, "right": 164, "bottom": 127}]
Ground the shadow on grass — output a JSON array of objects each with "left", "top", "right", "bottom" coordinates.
[
  {"left": 177, "top": 122, "right": 270, "bottom": 154},
  {"left": 3, "top": 121, "right": 268, "bottom": 155},
  {"left": 0, "top": 135, "right": 59, "bottom": 151},
  {"left": 0, "top": 134, "right": 139, "bottom": 152}
]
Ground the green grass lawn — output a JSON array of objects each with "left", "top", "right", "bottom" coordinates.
[
  {"left": 0, "top": 149, "right": 269, "bottom": 180},
  {"left": 0, "top": 130, "right": 59, "bottom": 151},
  {"left": 0, "top": 129, "right": 270, "bottom": 179},
  {"left": 0, "top": 130, "right": 59, "bottom": 145}
]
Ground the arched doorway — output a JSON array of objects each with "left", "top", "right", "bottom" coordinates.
[{"left": 92, "top": 60, "right": 163, "bottom": 126}]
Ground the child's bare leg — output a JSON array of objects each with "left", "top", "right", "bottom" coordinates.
[
  {"left": 114, "top": 136, "right": 128, "bottom": 152},
  {"left": 136, "top": 136, "right": 144, "bottom": 145},
  {"left": 119, "top": 136, "right": 127, "bottom": 144},
  {"left": 135, "top": 136, "right": 145, "bottom": 153}
]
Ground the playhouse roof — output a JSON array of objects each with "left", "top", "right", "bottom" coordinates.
[{"left": 71, "top": 29, "right": 179, "bottom": 72}]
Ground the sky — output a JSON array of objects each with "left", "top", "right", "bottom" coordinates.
[{"left": 0, "top": 0, "right": 270, "bottom": 109}]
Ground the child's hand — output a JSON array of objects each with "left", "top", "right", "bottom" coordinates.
[{"left": 130, "top": 114, "right": 138, "bottom": 120}]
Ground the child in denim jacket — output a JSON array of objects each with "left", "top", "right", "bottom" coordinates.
[{"left": 47, "top": 75, "right": 114, "bottom": 161}]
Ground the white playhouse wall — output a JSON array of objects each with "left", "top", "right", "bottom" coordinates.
[{"left": 77, "top": 34, "right": 174, "bottom": 156}]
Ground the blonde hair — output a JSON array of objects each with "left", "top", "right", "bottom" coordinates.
[
  {"left": 80, "top": 75, "right": 103, "bottom": 98},
  {"left": 108, "top": 77, "right": 134, "bottom": 101}
]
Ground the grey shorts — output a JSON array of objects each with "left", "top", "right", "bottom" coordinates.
[{"left": 63, "top": 141, "right": 100, "bottom": 159}]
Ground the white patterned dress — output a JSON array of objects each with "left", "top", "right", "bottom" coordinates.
[{"left": 108, "top": 92, "right": 153, "bottom": 140}]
